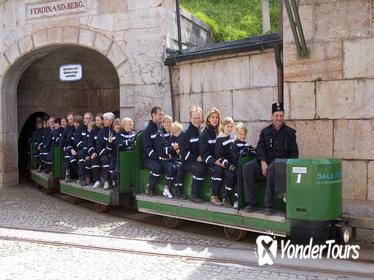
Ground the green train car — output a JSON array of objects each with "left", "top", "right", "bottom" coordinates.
[
  {"left": 30, "top": 133, "right": 353, "bottom": 244},
  {"left": 30, "top": 145, "right": 63, "bottom": 193}
]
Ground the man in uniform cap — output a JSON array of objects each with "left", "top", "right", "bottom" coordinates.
[{"left": 242, "top": 102, "right": 299, "bottom": 215}]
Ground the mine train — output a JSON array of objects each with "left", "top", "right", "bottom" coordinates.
[{"left": 29, "top": 132, "right": 354, "bottom": 244}]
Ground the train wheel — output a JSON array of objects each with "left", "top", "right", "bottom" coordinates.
[
  {"left": 223, "top": 227, "right": 247, "bottom": 241},
  {"left": 163, "top": 216, "right": 182, "bottom": 229},
  {"left": 95, "top": 203, "right": 108, "bottom": 213}
]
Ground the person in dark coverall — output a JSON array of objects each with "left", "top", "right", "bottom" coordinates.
[
  {"left": 60, "top": 112, "right": 75, "bottom": 181},
  {"left": 141, "top": 106, "right": 164, "bottom": 196},
  {"left": 87, "top": 121, "right": 102, "bottom": 189},
  {"left": 40, "top": 116, "right": 55, "bottom": 173},
  {"left": 154, "top": 115, "right": 179, "bottom": 199},
  {"left": 199, "top": 107, "right": 225, "bottom": 206},
  {"left": 31, "top": 119, "right": 43, "bottom": 169},
  {"left": 96, "top": 112, "right": 115, "bottom": 190},
  {"left": 242, "top": 102, "right": 299, "bottom": 215},
  {"left": 214, "top": 116, "right": 236, "bottom": 208},
  {"left": 178, "top": 106, "right": 206, "bottom": 203},
  {"left": 230, "top": 122, "right": 252, "bottom": 209},
  {"left": 107, "top": 118, "right": 135, "bottom": 189},
  {"left": 74, "top": 112, "right": 94, "bottom": 186},
  {"left": 169, "top": 121, "right": 185, "bottom": 199}
]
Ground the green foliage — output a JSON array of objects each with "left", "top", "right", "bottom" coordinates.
[{"left": 180, "top": 0, "right": 280, "bottom": 42}]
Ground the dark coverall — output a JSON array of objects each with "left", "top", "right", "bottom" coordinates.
[
  {"left": 108, "top": 130, "right": 135, "bottom": 184},
  {"left": 154, "top": 128, "right": 179, "bottom": 190},
  {"left": 178, "top": 123, "right": 206, "bottom": 198},
  {"left": 96, "top": 127, "right": 112, "bottom": 182},
  {"left": 214, "top": 135, "right": 236, "bottom": 200},
  {"left": 141, "top": 120, "right": 163, "bottom": 191},
  {"left": 242, "top": 124, "right": 298, "bottom": 208},
  {"left": 199, "top": 126, "right": 223, "bottom": 197},
  {"left": 60, "top": 125, "right": 77, "bottom": 176},
  {"left": 31, "top": 127, "right": 43, "bottom": 168},
  {"left": 74, "top": 124, "right": 90, "bottom": 181},
  {"left": 87, "top": 127, "right": 101, "bottom": 183},
  {"left": 230, "top": 139, "right": 251, "bottom": 202},
  {"left": 40, "top": 127, "right": 53, "bottom": 172}
]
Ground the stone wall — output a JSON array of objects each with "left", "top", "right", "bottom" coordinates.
[
  {"left": 170, "top": 49, "right": 278, "bottom": 146},
  {"left": 283, "top": 0, "right": 374, "bottom": 201},
  {"left": 0, "top": 0, "right": 210, "bottom": 186}
]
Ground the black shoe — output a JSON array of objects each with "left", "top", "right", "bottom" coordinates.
[
  {"left": 190, "top": 194, "right": 202, "bottom": 203},
  {"left": 244, "top": 205, "right": 258, "bottom": 212},
  {"left": 264, "top": 208, "right": 273, "bottom": 216},
  {"left": 80, "top": 179, "right": 87, "bottom": 186}
]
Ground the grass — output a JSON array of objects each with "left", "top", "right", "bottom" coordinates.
[{"left": 180, "top": 0, "right": 280, "bottom": 42}]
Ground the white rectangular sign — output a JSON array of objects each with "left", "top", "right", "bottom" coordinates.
[
  {"left": 26, "top": 0, "right": 86, "bottom": 19},
  {"left": 292, "top": 167, "right": 307, "bottom": 174},
  {"left": 59, "top": 64, "right": 82, "bottom": 82}
]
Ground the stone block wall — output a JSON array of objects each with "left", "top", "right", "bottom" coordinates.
[
  {"left": 170, "top": 50, "right": 278, "bottom": 146},
  {"left": 283, "top": 0, "right": 374, "bottom": 201},
  {"left": 0, "top": 0, "right": 211, "bottom": 186}
]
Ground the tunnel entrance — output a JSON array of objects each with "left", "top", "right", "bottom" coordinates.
[{"left": 16, "top": 46, "right": 120, "bottom": 181}]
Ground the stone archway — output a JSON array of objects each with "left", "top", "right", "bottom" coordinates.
[{"left": 0, "top": 26, "right": 132, "bottom": 187}]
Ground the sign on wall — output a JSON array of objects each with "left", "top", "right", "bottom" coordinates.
[
  {"left": 59, "top": 64, "right": 83, "bottom": 82},
  {"left": 26, "top": 0, "right": 86, "bottom": 19}
]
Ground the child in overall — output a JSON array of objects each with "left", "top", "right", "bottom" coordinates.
[
  {"left": 155, "top": 115, "right": 179, "bottom": 199},
  {"left": 107, "top": 118, "right": 124, "bottom": 189},
  {"left": 121, "top": 117, "right": 136, "bottom": 150},
  {"left": 214, "top": 117, "right": 236, "bottom": 208},
  {"left": 230, "top": 122, "right": 252, "bottom": 209},
  {"left": 170, "top": 121, "right": 186, "bottom": 199}
]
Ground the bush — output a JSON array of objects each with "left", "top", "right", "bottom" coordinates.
[{"left": 180, "top": 0, "right": 280, "bottom": 42}]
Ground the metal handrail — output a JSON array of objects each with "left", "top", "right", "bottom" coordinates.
[{"left": 284, "top": 0, "right": 309, "bottom": 57}]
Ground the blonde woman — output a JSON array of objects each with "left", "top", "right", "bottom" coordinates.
[{"left": 199, "top": 107, "right": 224, "bottom": 206}]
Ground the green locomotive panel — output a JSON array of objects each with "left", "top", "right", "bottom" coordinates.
[
  {"left": 52, "top": 145, "right": 63, "bottom": 180},
  {"left": 119, "top": 150, "right": 134, "bottom": 193},
  {"left": 286, "top": 158, "right": 342, "bottom": 221}
]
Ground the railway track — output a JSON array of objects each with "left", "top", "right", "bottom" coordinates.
[{"left": 0, "top": 226, "right": 373, "bottom": 279}]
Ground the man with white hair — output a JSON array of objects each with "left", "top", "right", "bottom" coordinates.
[{"left": 95, "top": 112, "right": 115, "bottom": 190}]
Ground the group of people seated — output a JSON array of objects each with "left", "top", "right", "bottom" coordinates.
[
  {"left": 31, "top": 102, "right": 298, "bottom": 215},
  {"left": 141, "top": 106, "right": 252, "bottom": 210},
  {"left": 31, "top": 112, "right": 135, "bottom": 190},
  {"left": 141, "top": 103, "right": 298, "bottom": 215}
]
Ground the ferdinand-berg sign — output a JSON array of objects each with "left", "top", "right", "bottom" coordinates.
[{"left": 26, "top": 0, "right": 86, "bottom": 19}]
